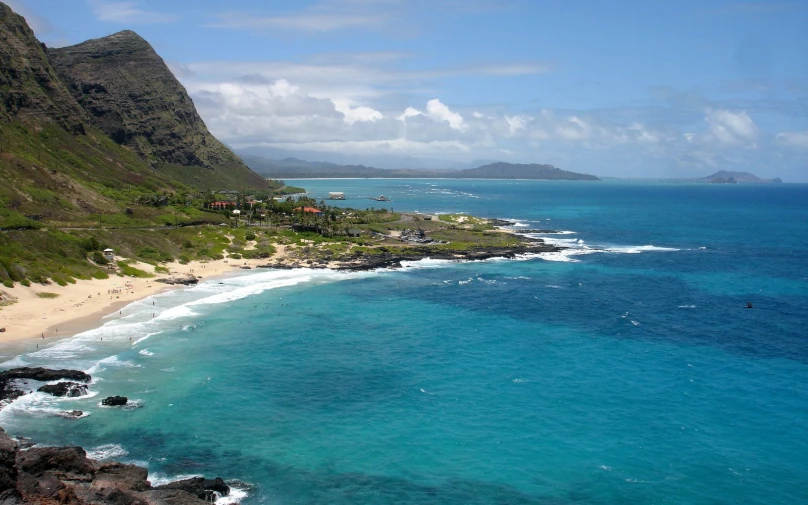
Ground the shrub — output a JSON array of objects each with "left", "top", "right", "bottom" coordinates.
[
  {"left": 245, "top": 232, "right": 256, "bottom": 241},
  {"left": 21, "top": 279, "right": 31, "bottom": 287},
  {"left": 81, "top": 237, "right": 101, "bottom": 252},
  {"left": 229, "top": 253, "right": 242, "bottom": 260},
  {"left": 91, "top": 250, "right": 109, "bottom": 265},
  {"left": 2, "top": 279, "right": 13, "bottom": 288}
]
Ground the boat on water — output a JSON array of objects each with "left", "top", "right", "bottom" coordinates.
[{"left": 373, "top": 195, "right": 391, "bottom": 201}]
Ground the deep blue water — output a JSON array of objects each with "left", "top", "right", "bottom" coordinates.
[{"left": 2, "top": 180, "right": 807, "bottom": 504}]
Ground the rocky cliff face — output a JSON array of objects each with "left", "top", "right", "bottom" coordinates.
[
  {"left": 0, "top": 2, "right": 87, "bottom": 133},
  {"left": 48, "top": 31, "right": 244, "bottom": 170},
  {"left": 0, "top": 427, "right": 234, "bottom": 505}
]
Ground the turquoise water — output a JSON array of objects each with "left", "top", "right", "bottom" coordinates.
[{"left": 2, "top": 180, "right": 807, "bottom": 504}]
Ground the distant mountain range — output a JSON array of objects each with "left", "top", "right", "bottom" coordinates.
[
  {"left": 696, "top": 171, "right": 782, "bottom": 184},
  {"left": 241, "top": 154, "right": 600, "bottom": 181}
]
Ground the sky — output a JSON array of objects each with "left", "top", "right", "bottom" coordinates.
[{"left": 7, "top": 0, "right": 808, "bottom": 180}]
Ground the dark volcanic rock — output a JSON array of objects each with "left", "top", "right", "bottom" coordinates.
[
  {"left": 59, "top": 410, "right": 85, "bottom": 419},
  {"left": 101, "top": 396, "right": 128, "bottom": 406},
  {"left": 156, "top": 476, "right": 230, "bottom": 501},
  {"left": 0, "top": 367, "right": 91, "bottom": 383},
  {"left": 38, "top": 381, "right": 88, "bottom": 397},
  {"left": 0, "top": 426, "right": 233, "bottom": 505},
  {"left": 0, "top": 428, "right": 18, "bottom": 501},
  {"left": 18, "top": 445, "right": 95, "bottom": 481},
  {"left": 1, "top": 367, "right": 92, "bottom": 408}
]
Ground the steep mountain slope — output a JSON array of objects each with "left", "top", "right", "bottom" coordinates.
[
  {"left": 48, "top": 30, "right": 268, "bottom": 190},
  {"left": 0, "top": 2, "right": 86, "bottom": 133}
]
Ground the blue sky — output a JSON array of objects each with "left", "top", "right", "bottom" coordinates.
[{"left": 8, "top": 0, "right": 808, "bottom": 180}]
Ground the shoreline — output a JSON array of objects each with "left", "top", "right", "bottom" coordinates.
[
  {"left": 0, "top": 257, "right": 274, "bottom": 345},
  {"left": 0, "top": 220, "right": 558, "bottom": 347}
]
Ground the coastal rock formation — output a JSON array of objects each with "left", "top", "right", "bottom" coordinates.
[
  {"left": 101, "top": 396, "right": 128, "bottom": 406},
  {"left": 1, "top": 368, "right": 91, "bottom": 406},
  {"left": 58, "top": 410, "right": 85, "bottom": 420},
  {"left": 37, "top": 382, "right": 88, "bottom": 398},
  {"left": 156, "top": 477, "right": 230, "bottom": 501},
  {"left": 0, "top": 427, "right": 232, "bottom": 505},
  {"left": 155, "top": 274, "right": 198, "bottom": 286}
]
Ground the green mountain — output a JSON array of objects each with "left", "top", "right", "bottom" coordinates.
[
  {"left": 0, "top": 1, "right": 287, "bottom": 284},
  {"left": 1, "top": 0, "right": 278, "bottom": 227},
  {"left": 48, "top": 30, "right": 268, "bottom": 191},
  {"left": 0, "top": 2, "right": 87, "bottom": 133}
]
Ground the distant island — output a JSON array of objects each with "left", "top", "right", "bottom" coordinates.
[
  {"left": 242, "top": 155, "right": 600, "bottom": 181},
  {"left": 698, "top": 171, "right": 782, "bottom": 184}
]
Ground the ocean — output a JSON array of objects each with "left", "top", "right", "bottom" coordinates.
[{"left": 1, "top": 179, "right": 807, "bottom": 504}]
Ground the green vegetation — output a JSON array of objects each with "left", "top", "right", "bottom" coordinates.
[
  {"left": 116, "top": 261, "right": 154, "bottom": 278},
  {"left": 36, "top": 292, "right": 59, "bottom": 299}
]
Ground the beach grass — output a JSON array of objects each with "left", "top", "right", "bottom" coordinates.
[{"left": 36, "top": 292, "right": 60, "bottom": 299}]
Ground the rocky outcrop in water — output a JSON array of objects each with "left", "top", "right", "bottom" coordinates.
[
  {"left": 37, "top": 382, "right": 88, "bottom": 398},
  {"left": 1, "top": 368, "right": 91, "bottom": 406},
  {"left": 101, "top": 396, "right": 128, "bottom": 406},
  {"left": 0, "top": 427, "right": 232, "bottom": 505}
]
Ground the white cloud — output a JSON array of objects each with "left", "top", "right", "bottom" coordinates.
[
  {"left": 703, "top": 109, "right": 758, "bottom": 146},
  {"left": 332, "top": 99, "right": 384, "bottom": 124},
  {"left": 555, "top": 116, "right": 592, "bottom": 141},
  {"left": 397, "top": 107, "right": 423, "bottom": 121},
  {"left": 426, "top": 99, "right": 468, "bottom": 132},
  {"left": 504, "top": 115, "right": 531, "bottom": 135},
  {"left": 776, "top": 130, "right": 808, "bottom": 149},
  {"left": 89, "top": 0, "right": 176, "bottom": 24}
]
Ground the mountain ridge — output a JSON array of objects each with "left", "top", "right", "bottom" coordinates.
[
  {"left": 48, "top": 29, "right": 268, "bottom": 190},
  {"left": 243, "top": 154, "right": 599, "bottom": 180}
]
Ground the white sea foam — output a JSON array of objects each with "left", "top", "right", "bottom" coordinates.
[
  {"left": 86, "top": 356, "right": 139, "bottom": 375},
  {"left": 399, "top": 258, "right": 456, "bottom": 269},
  {"left": 87, "top": 444, "right": 129, "bottom": 461},
  {"left": 139, "top": 349, "right": 154, "bottom": 356},
  {"left": 603, "top": 245, "right": 680, "bottom": 254},
  {"left": 218, "top": 484, "right": 250, "bottom": 504},
  {"left": 458, "top": 278, "right": 473, "bottom": 285},
  {"left": 148, "top": 473, "right": 203, "bottom": 487},
  {"left": 678, "top": 305, "right": 696, "bottom": 309}
]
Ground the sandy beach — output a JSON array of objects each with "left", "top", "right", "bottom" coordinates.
[{"left": 0, "top": 257, "right": 272, "bottom": 345}]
